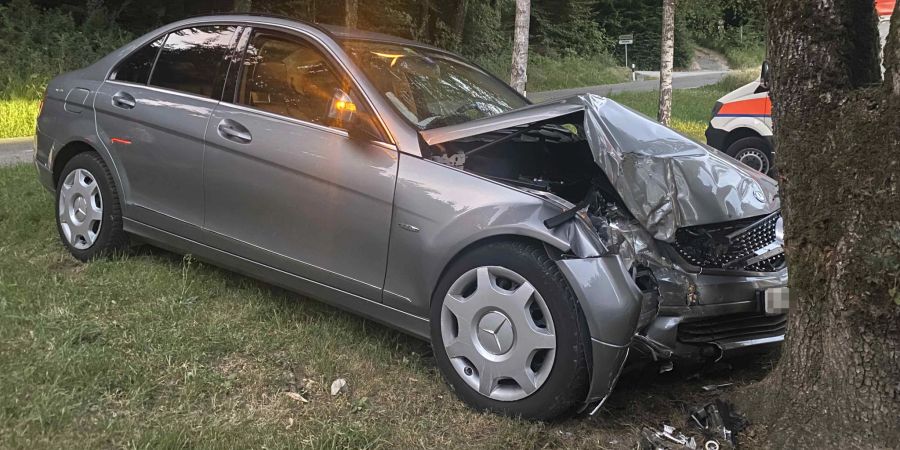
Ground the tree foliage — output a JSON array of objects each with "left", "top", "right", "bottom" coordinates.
[{"left": 0, "top": 0, "right": 765, "bottom": 99}]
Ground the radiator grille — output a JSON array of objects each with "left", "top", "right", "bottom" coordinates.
[{"left": 673, "top": 212, "right": 785, "bottom": 272}]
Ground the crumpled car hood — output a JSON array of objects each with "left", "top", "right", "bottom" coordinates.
[{"left": 420, "top": 94, "right": 780, "bottom": 242}]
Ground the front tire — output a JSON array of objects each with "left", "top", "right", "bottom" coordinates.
[
  {"left": 430, "top": 240, "right": 590, "bottom": 420},
  {"left": 55, "top": 152, "right": 128, "bottom": 261},
  {"left": 726, "top": 136, "right": 774, "bottom": 175}
]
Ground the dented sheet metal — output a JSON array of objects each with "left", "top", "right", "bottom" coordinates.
[
  {"left": 421, "top": 95, "right": 781, "bottom": 242},
  {"left": 576, "top": 94, "right": 780, "bottom": 241}
]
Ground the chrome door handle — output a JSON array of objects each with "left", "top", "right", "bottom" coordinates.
[
  {"left": 112, "top": 92, "right": 136, "bottom": 109},
  {"left": 217, "top": 119, "right": 252, "bottom": 143}
]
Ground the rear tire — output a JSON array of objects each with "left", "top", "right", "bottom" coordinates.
[
  {"left": 430, "top": 240, "right": 591, "bottom": 420},
  {"left": 726, "top": 136, "right": 774, "bottom": 175},
  {"left": 55, "top": 152, "right": 128, "bottom": 261}
]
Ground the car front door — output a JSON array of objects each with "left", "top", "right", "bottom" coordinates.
[
  {"left": 202, "top": 28, "right": 398, "bottom": 301},
  {"left": 95, "top": 25, "right": 238, "bottom": 238}
]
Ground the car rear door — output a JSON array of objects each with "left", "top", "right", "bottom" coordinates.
[
  {"left": 94, "top": 25, "right": 238, "bottom": 239},
  {"left": 202, "top": 27, "right": 398, "bottom": 301}
]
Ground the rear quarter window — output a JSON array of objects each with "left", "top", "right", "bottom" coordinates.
[
  {"left": 149, "top": 25, "right": 237, "bottom": 99},
  {"left": 112, "top": 37, "right": 164, "bottom": 84}
]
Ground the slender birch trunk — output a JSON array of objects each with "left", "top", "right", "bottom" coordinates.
[
  {"left": 658, "top": 0, "right": 675, "bottom": 125},
  {"left": 510, "top": 0, "right": 531, "bottom": 95},
  {"left": 344, "top": 0, "right": 358, "bottom": 28},
  {"left": 454, "top": 0, "right": 468, "bottom": 49}
]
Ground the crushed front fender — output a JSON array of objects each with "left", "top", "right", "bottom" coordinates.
[{"left": 556, "top": 255, "right": 643, "bottom": 409}]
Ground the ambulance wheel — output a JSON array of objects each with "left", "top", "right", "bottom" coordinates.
[{"left": 726, "top": 137, "right": 773, "bottom": 175}]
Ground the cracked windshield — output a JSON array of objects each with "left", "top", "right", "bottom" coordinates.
[{"left": 343, "top": 41, "right": 528, "bottom": 129}]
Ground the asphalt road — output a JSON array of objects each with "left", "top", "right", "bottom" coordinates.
[
  {"left": 0, "top": 137, "right": 33, "bottom": 166},
  {"left": 527, "top": 70, "right": 729, "bottom": 102}
]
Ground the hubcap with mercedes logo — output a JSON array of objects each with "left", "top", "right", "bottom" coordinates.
[
  {"left": 476, "top": 311, "right": 515, "bottom": 355},
  {"left": 440, "top": 265, "right": 557, "bottom": 402}
]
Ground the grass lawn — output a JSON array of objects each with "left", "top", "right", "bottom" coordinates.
[
  {"left": 0, "top": 100, "right": 39, "bottom": 139},
  {"left": 479, "top": 54, "right": 632, "bottom": 93},
  {"left": 0, "top": 162, "right": 772, "bottom": 447},
  {"left": 610, "top": 71, "right": 757, "bottom": 142}
]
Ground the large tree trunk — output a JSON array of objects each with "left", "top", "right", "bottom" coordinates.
[
  {"left": 510, "top": 0, "right": 531, "bottom": 94},
  {"left": 344, "top": 0, "right": 358, "bottom": 28},
  {"left": 743, "top": 1, "right": 900, "bottom": 447},
  {"left": 658, "top": 0, "right": 675, "bottom": 125}
]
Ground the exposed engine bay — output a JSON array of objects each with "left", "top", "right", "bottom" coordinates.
[{"left": 427, "top": 116, "right": 598, "bottom": 203}]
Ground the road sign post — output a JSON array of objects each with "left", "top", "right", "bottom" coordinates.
[{"left": 618, "top": 34, "right": 634, "bottom": 71}]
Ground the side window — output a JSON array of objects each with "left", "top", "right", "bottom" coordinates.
[
  {"left": 237, "top": 32, "right": 345, "bottom": 127},
  {"left": 150, "top": 26, "right": 237, "bottom": 98},
  {"left": 112, "top": 37, "right": 163, "bottom": 84}
]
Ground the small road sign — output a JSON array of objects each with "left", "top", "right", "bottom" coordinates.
[{"left": 619, "top": 34, "right": 635, "bottom": 70}]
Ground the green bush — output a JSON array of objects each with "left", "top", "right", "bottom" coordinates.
[
  {"left": 597, "top": 0, "right": 694, "bottom": 70},
  {"left": 680, "top": 0, "right": 766, "bottom": 69},
  {"left": 0, "top": 0, "right": 132, "bottom": 100},
  {"left": 705, "top": 30, "right": 766, "bottom": 69}
]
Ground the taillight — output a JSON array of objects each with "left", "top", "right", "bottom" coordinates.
[{"left": 37, "top": 95, "right": 45, "bottom": 116}]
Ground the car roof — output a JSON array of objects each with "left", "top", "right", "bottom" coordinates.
[
  {"left": 320, "top": 24, "right": 444, "bottom": 51},
  {"left": 185, "top": 13, "right": 445, "bottom": 53}
]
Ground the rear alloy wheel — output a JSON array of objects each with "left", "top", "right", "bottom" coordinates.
[
  {"left": 431, "top": 240, "right": 590, "bottom": 420},
  {"left": 55, "top": 152, "right": 128, "bottom": 261},
  {"left": 58, "top": 168, "right": 103, "bottom": 250},
  {"left": 726, "top": 136, "right": 774, "bottom": 175}
]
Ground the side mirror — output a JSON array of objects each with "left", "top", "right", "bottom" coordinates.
[
  {"left": 328, "top": 89, "right": 357, "bottom": 125},
  {"left": 760, "top": 60, "right": 770, "bottom": 87},
  {"left": 328, "top": 89, "right": 383, "bottom": 142}
]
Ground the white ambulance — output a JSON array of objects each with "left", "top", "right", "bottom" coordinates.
[{"left": 705, "top": 0, "right": 894, "bottom": 174}]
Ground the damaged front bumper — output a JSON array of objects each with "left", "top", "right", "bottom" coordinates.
[{"left": 641, "top": 268, "right": 788, "bottom": 361}]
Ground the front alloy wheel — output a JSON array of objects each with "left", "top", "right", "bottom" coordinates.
[
  {"left": 441, "top": 265, "right": 556, "bottom": 401},
  {"left": 430, "top": 240, "right": 590, "bottom": 420}
]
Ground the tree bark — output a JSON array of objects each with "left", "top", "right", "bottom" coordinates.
[
  {"left": 453, "top": 0, "right": 468, "bottom": 47},
  {"left": 344, "top": 0, "right": 358, "bottom": 29},
  {"left": 416, "top": 0, "right": 433, "bottom": 42},
  {"left": 510, "top": 0, "right": 531, "bottom": 94},
  {"left": 233, "top": 0, "right": 251, "bottom": 13},
  {"left": 658, "top": 0, "right": 675, "bottom": 125},
  {"left": 742, "top": 1, "right": 900, "bottom": 447}
]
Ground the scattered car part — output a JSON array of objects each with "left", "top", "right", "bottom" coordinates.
[
  {"left": 689, "top": 400, "right": 748, "bottom": 449},
  {"left": 639, "top": 424, "right": 697, "bottom": 450}
]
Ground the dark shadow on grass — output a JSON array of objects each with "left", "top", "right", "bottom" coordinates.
[{"left": 122, "top": 243, "right": 433, "bottom": 356}]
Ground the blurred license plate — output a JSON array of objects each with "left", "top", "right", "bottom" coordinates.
[{"left": 764, "top": 287, "right": 790, "bottom": 315}]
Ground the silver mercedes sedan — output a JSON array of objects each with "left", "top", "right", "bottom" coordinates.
[{"left": 34, "top": 14, "right": 788, "bottom": 420}]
